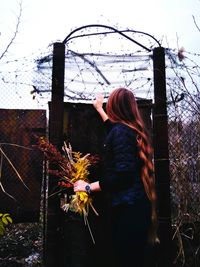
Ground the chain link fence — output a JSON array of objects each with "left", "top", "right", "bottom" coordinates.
[
  {"left": 0, "top": 109, "right": 47, "bottom": 222},
  {"left": 0, "top": 46, "right": 52, "bottom": 111},
  {"left": 0, "top": 47, "right": 52, "bottom": 223}
]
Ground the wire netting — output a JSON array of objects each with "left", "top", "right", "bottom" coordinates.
[
  {"left": 0, "top": 45, "right": 53, "bottom": 111},
  {"left": 35, "top": 26, "right": 159, "bottom": 103},
  {"left": 0, "top": 45, "right": 51, "bottom": 222},
  {"left": 0, "top": 109, "right": 46, "bottom": 222}
]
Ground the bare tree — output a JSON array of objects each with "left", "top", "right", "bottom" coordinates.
[{"left": 166, "top": 11, "right": 200, "bottom": 267}]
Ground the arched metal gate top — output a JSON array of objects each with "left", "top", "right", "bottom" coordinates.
[{"left": 62, "top": 24, "right": 161, "bottom": 52}]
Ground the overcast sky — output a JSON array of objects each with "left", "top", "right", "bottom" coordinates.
[
  {"left": 1, "top": 0, "right": 200, "bottom": 109},
  {"left": 1, "top": 0, "right": 200, "bottom": 57}
]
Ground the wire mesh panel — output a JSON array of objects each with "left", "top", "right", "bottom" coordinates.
[
  {"left": 0, "top": 45, "right": 53, "bottom": 111},
  {"left": 35, "top": 25, "right": 161, "bottom": 104},
  {"left": 0, "top": 109, "right": 46, "bottom": 222}
]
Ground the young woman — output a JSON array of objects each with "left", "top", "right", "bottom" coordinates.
[{"left": 73, "top": 88, "right": 158, "bottom": 267}]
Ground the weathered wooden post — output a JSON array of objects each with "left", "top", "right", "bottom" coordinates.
[
  {"left": 44, "top": 42, "right": 65, "bottom": 267},
  {"left": 153, "top": 47, "right": 172, "bottom": 267}
]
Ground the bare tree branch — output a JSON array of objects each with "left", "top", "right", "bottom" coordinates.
[
  {"left": 0, "top": 0, "right": 23, "bottom": 61},
  {"left": 192, "top": 15, "right": 200, "bottom": 33}
]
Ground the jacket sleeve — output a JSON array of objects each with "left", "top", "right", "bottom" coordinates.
[
  {"left": 104, "top": 119, "right": 114, "bottom": 133},
  {"left": 99, "top": 125, "right": 140, "bottom": 192}
]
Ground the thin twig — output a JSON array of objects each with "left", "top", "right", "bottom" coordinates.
[
  {"left": 0, "top": 151, "right": 16, "bottom": 201},
  {"left": 0, "top": 143, "right": 32, "bottom": 150},
  {"left": 0, "top": 0, "right": 23, "bottom": 60},
  {"left": 84, "top": 215, "right": 95, "bottom": 244},
  {"left": 0, "top": 146, "right": 29, "bottom": 190},
  {"left": 0, "top": 182, "right": 16, "bottom": 201},
  {"left": 90, "top": 202, "right": 99, "bottom": 216},
  {"left": 192, "top": 15, "right": 200, "bottom": 33}
]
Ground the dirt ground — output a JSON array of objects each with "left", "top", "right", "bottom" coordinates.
[
  {"left": 1, "top": 220, "right": 200, "bottom": 267},
  {"left": 0, "top": 223, "right": 43, "bottom": 267}
]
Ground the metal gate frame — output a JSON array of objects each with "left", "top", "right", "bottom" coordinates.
[{"left": 45, "top": 25, "right": 172, "bottom": 267}]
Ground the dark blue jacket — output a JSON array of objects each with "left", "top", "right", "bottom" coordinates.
[{"left": 99, "top": 120, "right": 146, "bottom": 206}]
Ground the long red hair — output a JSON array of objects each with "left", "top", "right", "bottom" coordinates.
[{"left": 106, "top": 87, "right": 158, "bottom": 243}]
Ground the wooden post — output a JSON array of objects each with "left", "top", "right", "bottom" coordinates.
[
  {"left": 44, "top": 42, "right": 65, "bottom": 267},
  {"left": 152, "top": 47, "right": 172, "bottom": 267}
]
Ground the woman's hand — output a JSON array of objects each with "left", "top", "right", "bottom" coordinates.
[
  {"left": 93, "top": 93, "right": 104, "bottom": 111},
  {"left": 93, "top": 93, "right": 108, "bottom": 122},
  {"left": 74, "top": 180, "right": 101, "bottom": 193},
  {"left": 73, "top": 180, "right": 88, "bottom": 192}
]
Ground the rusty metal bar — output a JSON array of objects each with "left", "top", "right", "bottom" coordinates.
[
  {"left": 44, "top": 42, "right": 65, "bottom": 267},
  {"left": 152, "top": 47, "right": 172, "bottom": 267}
]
